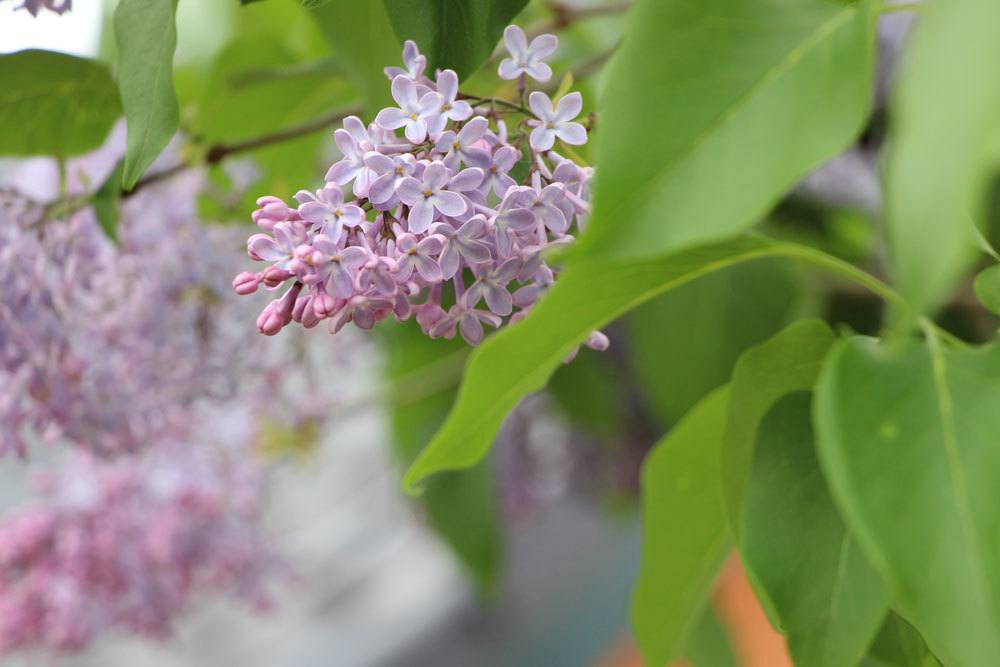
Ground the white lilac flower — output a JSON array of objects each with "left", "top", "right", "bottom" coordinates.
[
  {"left": 375, "top": 76, "right": 443, "bottom": 144},
  {"left": 498, "top": 25, "right": 558, "bottom": 83},
  {"left": 528, "top": 91, "right": 587, "bottom": 152},
  {"left": 295, "top": 184, "right": 365, "bottom": 243}
]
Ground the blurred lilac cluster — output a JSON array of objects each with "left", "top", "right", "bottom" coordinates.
[
  {"left": 0, "top": 172, "right": 290, "bottom": 651},
  {"left": 235, "top": 27, "right": 605, "bottom": 349},
  {"left": 14, "top": 0, "right": 70, "bottom": 16}
]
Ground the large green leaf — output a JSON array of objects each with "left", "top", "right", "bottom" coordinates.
[
  {"left": 382, "top": 0, "right": 528, "bottom": 79},
  {"left": 402, "top": 236, "right": 892, "bottom": 491},
  {"left": 684, "top": 604, "right": 739, "bottom": 667},
  {"left": 816, "top": 336, "right": 1000, "bottom": 667},
  {"left": 628, "top": 259, "right": 798, "bottom": 425},
  {"left": 0, "top": 50, "right": 120, "bottom": 157},
  {"left": 576, "top": 0, "right": 876, "bottom": 261},
  {"left": 383, "top": 323, "right": 503, "bottom": 592},
  {"left": 721, "top": 318, "right": 836, "bottom": 535},
  {"left": 743, "top": 392, "right": 889, "bottom": 667},
  {"left": 114, "top": 0, "right": 180, "bottom": 189},
  {"left": 310, "top": 0, "right": 399, "bottom": 111},
  {"left": 884, "top": 0, "right": 1000, "bottom": 319},
  {"left": 631, "top": 387, "right": 732, "bottom": 667}
]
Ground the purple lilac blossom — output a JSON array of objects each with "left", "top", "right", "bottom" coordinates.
[
  {"left": 15, "top": 0, "right": 70, "bottom": 16},
  {"left": 234, "top": 27, "right": 604, "bottom": 354}
]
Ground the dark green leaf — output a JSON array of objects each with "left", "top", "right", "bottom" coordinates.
[
  {"left": 973, "top": 264, "right": 1000, "bottom": 316},
  {"left": 310, "top": 0, "right": 399, "bottom": 111},
  {"left": 93, "top": 159, "right": 125, "bottom": 242},
  {"left": 402, "top": 237, "right": 892, "bottom": 492},
  {"left": 743, "top": 392, "right": 889, "bottom": 667},
  {"left": 631, "top": 387, "right": 732, "bottom": 667},
  {"left": 576, "top": 0, "right": 876, "bottom": 261},
  {"left": 684, "top": 606, "right": 739, "bottom": 667},
  {"left": 864, "top": 613, "right": 942, "bottom": 667},
  {"left": 720, "top": 318, "right": 836, "bottom": 536},
  {"left": 816, "top": 336, "right": 1000, "bottom": 667},
  {"left": 382, "top": 0, "right": 528, "bottom": 79},
  {"left": 383, "top": 322, "right": 503, "bottom": 592},
  {"left": 0, "top": 50, "right": 119, "bottom": 157},
  {"left": 885, "top": 0, "right": 1000, "bottom": 319},
  {"left": 628, "top": 259, "right": 798, "bottom": 425},
  {"left": 114, "top": 0, "right": 180, "bottom": 189}
]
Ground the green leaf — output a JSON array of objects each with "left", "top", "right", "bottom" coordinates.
[
  {"left": 310, "top": 0, "right": 399, "bottom": 111},
  {"left": 864, "top": 613, "right": 942, "bottom": 667},
  {"left": 721, "top": 318, "right": 836, "bottom": 536},
  {"left": 548, "top": 348, "right": 627, "bottom": 436},
  {"left": 383, "top": 322, "right": 503, "bottom": 592},
  {"left": 684, "top": 606, "right": 739, "bottom": 667},
  {"left": 402, "top": 236, "right": 892, "bottom": 492},
  {"left": 973, "top": 264, "right": 1000, "bottom": 316},
  {"left": 0, "top": 50, "right": 119, "bottom": 157},
  {"left": 631, "top": 387, "right": 732, "bottom": 667},
  {"left": 576, "top": 0, "right": 876, "bottom": 261},
  {"left": 628, "top": 259, "right": 798, "bottom": 425},
  {"left": 885, "top": 0, "right": 1000, "bottom": 319},
  {"left": 114, "top": 0, "right": 180, "bottom": 189},
  {"left": 815, "top": 336, "right": 1000, "bottom": 667},
  {"left": 93, "top": 159, "right": 125, "bottom": 242},
  {"left": 742, "top": 392, "right": 889, "bottom": 667},
  {"left": 381, "top": 0, "right": 528, "bottom": 79}
]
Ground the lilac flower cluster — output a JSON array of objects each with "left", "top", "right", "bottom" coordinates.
[
  {"left": 0, "top": 177, "right": 286, "bottom": 652},
  {"left": 235, "top": 26, "right": 605, "bottom": 349},
  {"left": 0, "top": 443, "right": 270, "bottom": 652}
]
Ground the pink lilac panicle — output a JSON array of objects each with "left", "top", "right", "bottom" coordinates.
[{"left": 235, "top": 26, "right": 605, "bottom": 355}]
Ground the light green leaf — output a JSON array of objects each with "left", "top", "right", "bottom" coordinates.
[
  {"left": 863, "top": 613, "right": 942, "bottom": 667},
  {"left": 628, "top": 259, "right": 798, "bottom": 425},
  {"left": 310, "top": 0, "right": 399, "bottom": 111},
  {"left": 115, "top": 0, "right": 180, "bottom": 189},
  {"left": 0, "top": 50, "right": 119, "bottom": 157},
  {"left": 885, "top": 0, "right": 1000, "bottom": 319},
  {"left": 631, "top": 387, "right": 732, "bottom": 667},
  {"left": 684, "top": 605, "right": 739, "bottom": 667},
  {"left": 402, "top": 236, "right": 891, "bottom": 492},
  {"left": 721, "top": 318, "right": 836, "bottom": 535},
  {"left": 576, "top": 0, "right": 876, "bottom": 261},
  {"left": 743, "top": 392, "right": 889, "bottom": 667},
  {"left": 383, "top": 323, "right": 503, "bottom": 593},
  {"left": 382, "top": 0, "right": 528, "bottom": 79},
  {"left": 816, "top": 336, "right": 1000, "bottom": 667},
  {"left": 973, "top": 264, "right": 1000, "bottom": 316}
]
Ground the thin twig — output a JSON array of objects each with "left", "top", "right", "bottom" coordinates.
[{"left": 123, "top": 105, "right": 362, "bottom": 198}]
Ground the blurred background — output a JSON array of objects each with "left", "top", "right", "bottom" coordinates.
[{"left": 0, "top": 1, "right": 954, "bottom": 665}]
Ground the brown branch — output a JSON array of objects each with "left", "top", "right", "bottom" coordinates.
[{"left": 122, "top": 105, "right": 362, "bottom": 198}]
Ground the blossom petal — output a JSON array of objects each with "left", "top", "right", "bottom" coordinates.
[
  {"left": 368, "top": 173, "right": 397, "bottom": 205},
  {"left": 396, "top": 177, "right": 424, "bottom": 205},
  {"left": 524, "top": 61, "right": 552, "bottom": 83},
  {"left": 483, "top": 284, "right": 512, "bottom": 316},
  {"left": 413, "top": 255, "right": 443, "bottom": 282},
  {"left": 497, "top": 58, "right": 522, "bottom": 81},
  {"left": 556, "top": 122, "right": 588, "bottom": 146},
  {"left": 339, "top": 205, "right": 365, "bottom": 227},
  {"left": 554, "top": 92, "right": 583, "bottom": 122},
  {"left": 439, "top": 243, "right": 461, "bottom": 279},
  {"left": 248, "top": 234, "right": 286, "bottom": 262},
  {"left": 459, "top": 313, "right": 485, "bottom": 345},
  {"left": 375, "top": 107, "right": 408, "bottom": 131},
  {"left": 437, "top": 69, "right": 459, "bottom": 101},
  {"left": 529, "top": 126, "right": 556, "bottom": 152},
  {"left": 434, "top": 190, "right": 467, "bottom": 218},
  {"left": 327, "top": 264, "right": 355, "bottom": 298},
  {"left": 503, "top": 25, "right": 528, "bottom": 59},
  {"left": 404, "top": 118, "right": 428, "bottom": 144},
  {"left": 408, "top": 199, "right": 435, "bottom": 234},
  {"left": 528, "top": 91, "right": 554, "bottom": 122},
  {"left": 423, "top": 163, "right": 449, "bottom": 191},
  {"left": 529, "top": 33, "right": 558, "bottom": 60},
  {"left": 449, "top": 167, "right": 484, "bottom": 192},
  {"left": 325, "top": 160, "right": 360, "bottom": 185}
]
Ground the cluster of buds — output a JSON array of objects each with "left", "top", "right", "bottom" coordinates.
[{"left": 234, "top": 26, "right": 606, "bottom": 350}]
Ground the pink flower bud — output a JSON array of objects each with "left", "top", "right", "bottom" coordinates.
[
  {"left": 256, "top": 305, "right": 285, "bottom": 336},
  {"left": 585, "top": 331, "right": 610, "bottom": 351},
  {"left": 251, "top": 196, "right": 293, "bottom": 233},
  {"left": 261, "top": 266, "right": 292, "bottom": 288},
  {"left": 312, "top": 291, "right": 337, "bottom": 319},
  {"left": 232, "top": 272, "right": 261, "bottom": 295}
]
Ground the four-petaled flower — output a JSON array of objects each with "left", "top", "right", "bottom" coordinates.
[
  {"left": 393, "top": 233, "right": 446, "bottom": 283},
  {"left": 295, "top": 185, "right": 365, "bottom": 243},
  {"left": 325, "top": 121, "right": 376, "bottom": 196},
  {"left": 498, "top": 25, "right": 558, "bottom": 83},
  {"left": 479, "top": 145, "right": 519, "bottom": 198},
  {"left": 311, "top": 235, "right": 369, "bottom": 298},
  {"left": 528, "top": 91, "right": 587, "bottom": 152},
  {"left": 247, "top": 221, "right": 307, "bottom": 271},
  {"left": 375, "top": 77, "right": 443, "bottom": 144},
  {"left": 384, "top": 40, "right": 426, "bottom": 82},
  {"left": 427, "top": 70, "right": 473, "bottom": 137},
  {"left": 434, "top": 116, "right": 491, "bottom": 171},
  {"left": 464, "top": 258, "right": 521, "bottom": 316},
  {"left": 365, "top": 153, "right": 416, "bottom": 209},
  {"left": 430, "top": 303, "right": 503, "bottom": 346},
  {"left": 397, "top": 163, "right": 483, "bottom": 234},
  {"left": 431, "top": 215, "right": 493, "bottom": 279}
]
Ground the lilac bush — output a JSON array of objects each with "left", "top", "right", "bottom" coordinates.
[{"left": 234, "top": 29, "right": 604, "bottom": 349}]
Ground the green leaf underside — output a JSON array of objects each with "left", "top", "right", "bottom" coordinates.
[
  {"left": 384, "top": 323, "right": 502, "bottom": 593},
  {"left": 0, "top": 50, "right": 120, "bottom": 157},
  {"left": 973, "top": 264, "right": 1000, "bottom": 315},
  {"left": 578, "top": 0, "right": 876, "bottom": 261},
  {"left": 114, "top": 0, "right": 180, "bottom": 189},
  {"left": 721, "top": 318, "right": 836, "bottom": 537},
  {"left": 743, "top": 392, "right": 889, "bottom": 667},
  {"left": 885, "top": 0, "right": 1000, "bottom": 317},
  {"left": 816, "top": 337, "right": 1000, "bottom": 667},
  {"left": 382, "top": 0, "right": 528, "bottom": 80},
  {"left": 631, "top": 387, "right": 732, "bottom": 667},
  {"left": 403, "top": 235, "right": 895, "bottom": 491},
  {"left": 628, "top": 259, "right": 798, "bottom": 425},
  {"left": 93, "top": 160, "right": 125, "bottom": 242}
]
